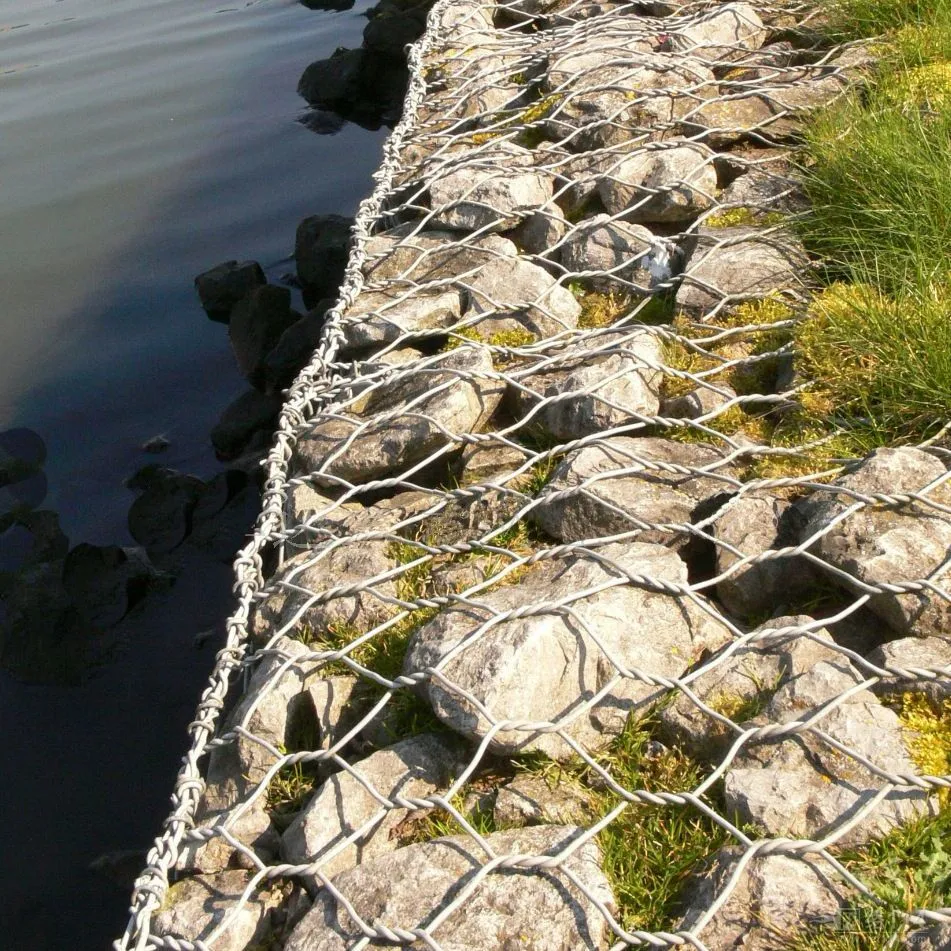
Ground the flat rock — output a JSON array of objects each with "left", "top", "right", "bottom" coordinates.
[
  {"left": 559, "top": 214, "right": 657, "bottom": 294},
  {"left": 532, "top": 436, "right": 736, "bottom": 547},
  {"left": 339, "top": 288, "right": 462, "bottom": 354},
  {"left": 404, "top": 541, "right": 729, "bottom": 758},
  {"left": 599, "top": 143, "right": 718, "bottom": 223},
  {"left": 194, "top": 260, "right": 266, "bottom": 322},
  {"left": 494, "top": 774, "right": 590, "bottom": 827},
  {"left": 463, "top": 255, "right": 581, "bottom": 338},
  {"left": 284, "top": 825, "right": 615, "bottom": 950},
  {"left": 282, "top": 734, "right": 463, "bottom": 884},
  {"left": 678, "top": 847, "right": 849, "bottom": 950},
  {"left": 293, "top": 347, "right": 505, "bottom": 485},
  {"left": 512, "top": 329, "right": 663, "bottom": 440},
  {"left": 659, "top": 615, "right": 841, "bottom": 760},
  {"left": 153, "top": 871, "right": 285, "bottom": 951},
  {"left": 724, "top": 660, "right": 937, "bottom": 848},
  {"left": 798, "top": 448, "right": 951, "bottom": 638}
]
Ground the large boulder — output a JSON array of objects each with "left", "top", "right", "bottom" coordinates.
[
  {"left": 284, "top": 825, "right": 616, "bottom": 950},
  {"left": 292, "top": 347, "right": 505, "bottom": 485},
  {"left": 799, "top": 448, "right": 951, "bottom": 638},
  {"left": 404, "top": 542, "right": 729, "bottom": 758}
]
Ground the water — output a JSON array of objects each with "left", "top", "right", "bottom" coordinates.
[{"left": 0, "top": 0, "right": 385, "bottom": 945}]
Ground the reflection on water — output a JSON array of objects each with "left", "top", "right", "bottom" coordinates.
[{"left": 0, "top": 0, "right": 387, "bottom": 946}]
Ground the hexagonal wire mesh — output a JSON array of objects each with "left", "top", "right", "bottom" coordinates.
[{"left": 117, "top": 1, "right": 951, "bottom": 949}]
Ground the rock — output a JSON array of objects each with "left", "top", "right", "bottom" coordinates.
[
  {"left": 141, "top": 434, "right": 170, "bottom": 453},
  {"left": 187, "top": 478, "right": 261, "bottom": 564},
  {"left": 251, "top": 538, "right": 401, "bottom": 641},
  {"left": 559, "top": 214, "right": 658, "bottom": 294},
  {"left": 363, "top": 4, "right": 428, "bottom": 57},
  {"left": 211, "top": 389, "right": 282, "bottom": 460},
  {"left": 464, "top": 255, "right": 581, "bottom": 338},
  {"left": 429, "top": 145, "right": 554, "bottom": 233},
  {"left": 298, "top": 48, "right": 364, "bottom": 109},
  {"left": 713, "top": 493, "right": 818, "bottom": 622},
  {"left": 598, "top": 143, "right": 718, "bottom": 223},
  {"left": 533, "top": 436, "right": 736, "bottom": 548},
  {"left": 542, "top": 50, "right": 716, "bottom": 152},
  {"left": 717, "top": 166, "right": 806, "bottom": 219},
  {"left": 307, "top": 675, "right": 362, "bottom": 766},
  {"left": 676, "top": 230, "right": 806, "bottom": 315},
  {"left": 678, "top": 847, "right": 849, "bottom": 950},
  {"left": 282, "top": 734, "right": 463, "bottom": 884},
  {"left": 870, "top": 638, "right": 951, "bottom": 705},
  {"left": 153, "top": 871, "right": 285, "bottom": 951},
  {"left": 404, "top": 541, "right": 729, "bottom": 758},
  {"left": 723, "top": 660, "right": 937, "bottom": 847},
  {"left": 339, "top": 288, "right": 462, "bottom": 354},
  {"left": 662, "top": 383, "right": 737, "bottom": 420},
  {"left": 494, "top": 774, "right": 590, "bottom": 827},
  {"left": 295, "top": 214, "right": 353, "bottom": 300},
  {"left": 680, "top": 94, "right": 799, "bottom": 147},
  {"left": 293, "top": 347, "right": 505, "bottom": 485},
  {"left": 261, "top": 304, "right": 331, "bottom": 392},
  {"left": 127, "top": 468, "right": 205, "bottom": 554},
  {"left": 510, "top": 204, "right": 568, "bottom": 259},
  {"left": 658, "top": 615, "right": 841, "bottom": 760},
  {"left": 512, "top": 329, "right": 663, "bottom": 440},
  {"left": 284, "top": 825, "right": 615, "bottom": 950},
  {"left": 0, "top": 509, "right": 68, "bottom": 573},
  {"left": 229, "top": 285, "right": 302, "bottom": 388},
  {"left": 363, "top": 227, "right": 516, "bottom": 286},
  {"left": 666, "top": 3, "right": 766, "bottom": 62},
  {"left": 194, "top": 260, "right": 266, "bottom": 322},
  {"left": 904, "top": 922, "right": 951, "bottom": 950},
  {"left": 457, "top": 442, "right": 529, "bottom": 485},
  {"left": 799, "top": 448, "right": 951, "bottom": 639},
  {"left": 61, "top": 543, "right": 156, "bottom": 629}
]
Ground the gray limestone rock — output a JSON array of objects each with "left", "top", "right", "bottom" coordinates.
[
  {"left": 667, "top": 3, "right": 766, "bottom": 62},
  {"left": 658, "top": 615, "right": 841, "bottom": 760},
  {"left": 153, "top": 871, "right": 286, "bottom": 951},
  {"left": 870, "top": 637, "right": 951, "bottom": 706},
  {"left": 676, "top": 230, "right": 806, "bottom": 314},
  {"left": 458, "top": 442, "right": 529, "bottom": 485},
  {"left": 463, "top": 254, "right": 581, "bottom": 338},
  {"left": 292, "top": 348, "right": 506, "bottom": 485},
  {"left": 251, "top": 538, "right": 401, "bottom": 641},
  {"left": 532, "top": 436, "right": 736, "bottom": 547},
  {"left": 339, "top": 288, "right": 463, "bottom": 354},
  {"left": 282, "top": 734, "right": 464, "bottom": 884},
  {"left": 403, "top": 541, "right": 730, "bottom": 759},
  {"left": 904, "top": 921, "right": 951, "bottom": 950},
  {"left": 724, "top": 660, "right": 937, "bottom": 848},
  {"left": 662, "top": 383, "right": 737, "bottom": 420},
  {"left": 494, "top": 774, "right": 591, "bottom": 827},
  {"left": 510, "top": 204, "right": 569, "bottom": 259},
  {"left": 599, "top": 143, "right": 718, "bottom": 223},
  {"left": 284, "top": 825, "right": 615, "bottom": 950},
  {"left": 713, "top": 492, "right": 818, "bottom": 622},
  {"left": 717, "top": 166, "right": 806, "bottom": 220},
  {"left": 429, "top": 146, "right": 555, "bottom": 233},
  {"left": 798, "top": 448, "right": 951, "bottom": 639},
  {"left": 559, "top": 214, "right": 657, "bottom": 294},
  {"left": 678, "top": 847, "right": 849, "bottom": 950},
  {"left": 194, "top": 260, "right": 266, "bottom": 322},
  {"left": 512, "top": 329, "right": 663, "bottom": 440}
]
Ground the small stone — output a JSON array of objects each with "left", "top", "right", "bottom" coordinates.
[
  {"left": 282, "top": 734, "right": 463, "bottom": 884},
  {"left": 494, "top": 774, "right": 590, "bottom": 827},
  {"left": 153, "top": 871, "right": 285, "bottom": 951},
  {"left": 211, "top": 389, "right": 282, "bottom": 460},
  {"left": 295, "top": 214, "right": 353, "bottom": 300},
  {"left": 599, "top": 143, "right": 718, "bottom": 223},
  {"left": 678, "top": 847, "right": 849, "bottom": 950},
  {"left": 869, "top": 638, "right": 951, "bottom": 706},
  {"left": 284, "top": 825, "right": 616, "bottom": 950},
  {"left": 510, "top": 204, "right": 568, "bottom": 259},
  {"left": 559, "top": 214, "right": 657, "bottom": 294},
  {"left": 229, "top": 285, "right": 302, "bottom": 388},
  {"left": 194, "top": 260, "right": 266, "bottom": 321},
  {"left": 662, "top": 383, "right": 737, "bottom": 420}
]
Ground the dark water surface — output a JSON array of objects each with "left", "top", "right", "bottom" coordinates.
[{"left": 0, "top": 0, "right": 384, "bottom": 946}]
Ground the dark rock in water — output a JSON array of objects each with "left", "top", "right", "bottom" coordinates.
[
  {"left": 300, "top": 0, "right": 354, "bottom": 9},
  {"left": 298, "top": 47, "right": 365, "bottom": 112},
  {"left": 193, "top": 470, "right": 249, "bottom": 524},
  {"left": 194, "top": 260, "right": 267, "bottom": 322},
  {"left": 297, "top": 110, "right": 348, "bottom": 136},
  {"left": 89, "top": 849, "right": 148, "bottom": 891},
  {"left": 0, "top": 510, "right": 69, "bottom": 573},
  {"left": 141, "top": 434, "right": 170, "bottom": 454},
  {"left": 294, "top": 214, "right": 353, "bottom": 303},
  {"left": 363, "top": 4, "right": 428, "bottom": 57},
  {"left": 188, "top": 479, "right": 260, "bottom": 563},
  {"left": 261, "top": 303, "right": 331, "bottom": 393},
  {"left": 228, "top": 285, "right": 302, "bottom": 388},
  {"left": 211, "top": 390, "right": 282, "bottom": 460},
  {"left": 62, "top": 543, "right": 157, "bottom": 629},
  {"left": 0, "top": 469, "right": 48, "bottom": 523},
  {"left": 128, "top": 468, "right": 205, "bottom": 554},
  {"left": 0, "top": 427, "right": 46, "bottom": 471}
]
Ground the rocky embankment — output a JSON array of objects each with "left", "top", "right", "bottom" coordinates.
[{"left": 136, "top": 1, "right": 951, "bottom": 949}]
